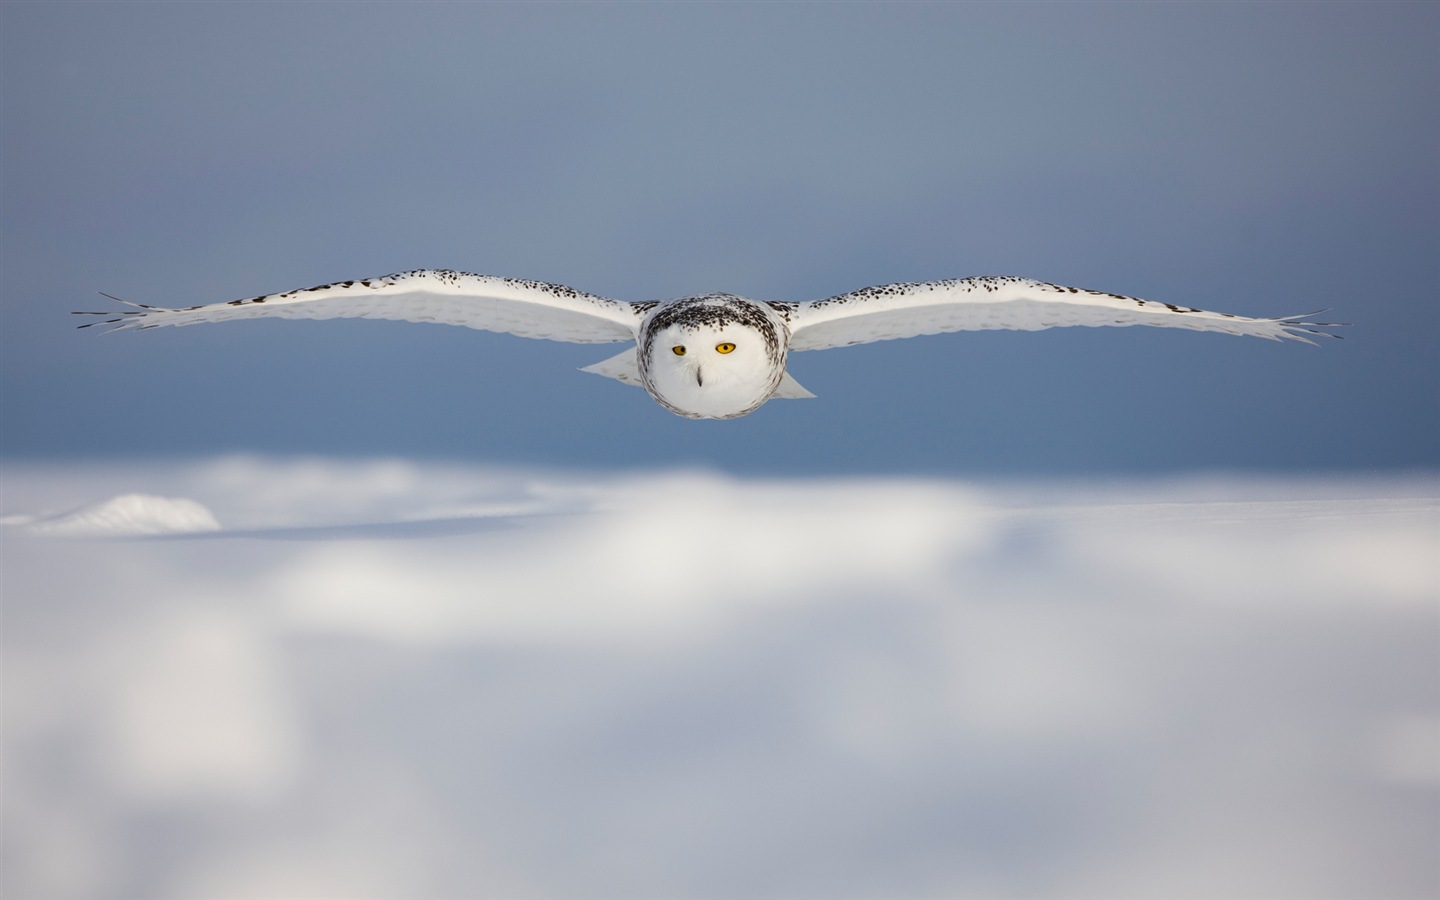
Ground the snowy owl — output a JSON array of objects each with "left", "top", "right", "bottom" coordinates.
[{"left": 78, "top": 270, "right": 1339, "bottom": 419}]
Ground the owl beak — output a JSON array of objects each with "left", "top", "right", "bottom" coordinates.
[{"left": 695, "top": 365, "right": 704, "bottom": 387}]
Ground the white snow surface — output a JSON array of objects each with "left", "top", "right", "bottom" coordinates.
[{"left": 2, "top": 457, "right": 1437, "bottom": 900}]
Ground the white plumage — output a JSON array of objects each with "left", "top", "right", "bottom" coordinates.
[{"left": 79, "top": 269, "right": 1340, "bottom": 419}]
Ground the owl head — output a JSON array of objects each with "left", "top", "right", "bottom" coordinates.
[{"left": 638, "top": 296, "right": 787, "bottom": 419}]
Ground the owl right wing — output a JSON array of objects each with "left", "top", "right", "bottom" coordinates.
[
  {"left": 786, "top": 276, "right": 1342, "bottom": 351},
  {"left": 76, "top": 269, "right": 644, "bottom": 344}
]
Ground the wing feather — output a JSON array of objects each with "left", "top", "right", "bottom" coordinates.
[
  {"left": 787, "top": 276, "right": 1342, "bottom": 351},
  {"left": 76, "top": 269, "right": 642, "bottom": 344}
]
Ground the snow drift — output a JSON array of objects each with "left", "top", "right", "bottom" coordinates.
[{"left": 4, "top": 492, "right": 221, "bottom": 536}]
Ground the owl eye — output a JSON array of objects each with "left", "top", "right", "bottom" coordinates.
[
  {"left": 672, "top": 345, "right": 686, "bottom": 356},
  {"left": 715, "top": 342, "right": 736, "bottom": 354}
]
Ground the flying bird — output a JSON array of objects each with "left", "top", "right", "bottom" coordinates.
[{"left": 78, "top": 270, "right": 1340, "bottom": 419}]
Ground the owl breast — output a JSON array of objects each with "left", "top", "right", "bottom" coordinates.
[{"left": 637, "top": 295, "right": 790, "bottom": 419}]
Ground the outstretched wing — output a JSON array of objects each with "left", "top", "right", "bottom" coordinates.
[
  {"left": 76, "top": 269, "right": 643, "bottom": 344},
  {"left": 787, "top": 276, "right": 1342, "bottom": 351}
]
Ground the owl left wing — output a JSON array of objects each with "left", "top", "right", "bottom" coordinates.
[
  {"left": 786, "top": 276, "right": 1341, "bottom": 351},
  {"left": 76, "top": 269, "right": 642, "bottom": 344}
]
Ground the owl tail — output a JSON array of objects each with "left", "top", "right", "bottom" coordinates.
[
  {"left": 773, "top": 372, "right": 816, "bottom": 399},
  {"left": 580, "top": 349, "right": 815, "bottom": 400},
  {"left": 579, "top": 349, "right": 645, "bottom": 387}
]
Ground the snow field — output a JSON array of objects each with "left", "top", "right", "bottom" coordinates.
[{"left": 2, "top": 458, "right": 1436, "bottom": 899}]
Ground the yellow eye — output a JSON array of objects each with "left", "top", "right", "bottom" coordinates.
[
  {"left": 715, "top": 342, "right": 736, "bottom": 354},
  {"left": 672, "top": 345, "right": 686, "bottom": 356}
]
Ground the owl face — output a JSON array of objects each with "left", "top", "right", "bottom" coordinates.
[{"left": 638, "top": 297, "right": 787, "bottom": 419}]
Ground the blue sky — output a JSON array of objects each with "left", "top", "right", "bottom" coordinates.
[{"left": 2, "top": 1, "right": 1436, "bottom": 475}]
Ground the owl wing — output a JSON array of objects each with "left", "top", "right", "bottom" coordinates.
[
  {"left": 76, "top": 269, "right": 642, "bottom": 344},
  {"left": 785, "top": 276, "right": 1341, "bottom": 351}
]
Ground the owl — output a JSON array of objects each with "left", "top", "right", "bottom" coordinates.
[{"left": 78, "top": 270, "right": 1339, "bottom": 419}]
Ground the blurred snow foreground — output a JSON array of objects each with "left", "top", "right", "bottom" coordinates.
[{"left": 2, "top": 457, "right": 1437, "bottom": 900}]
